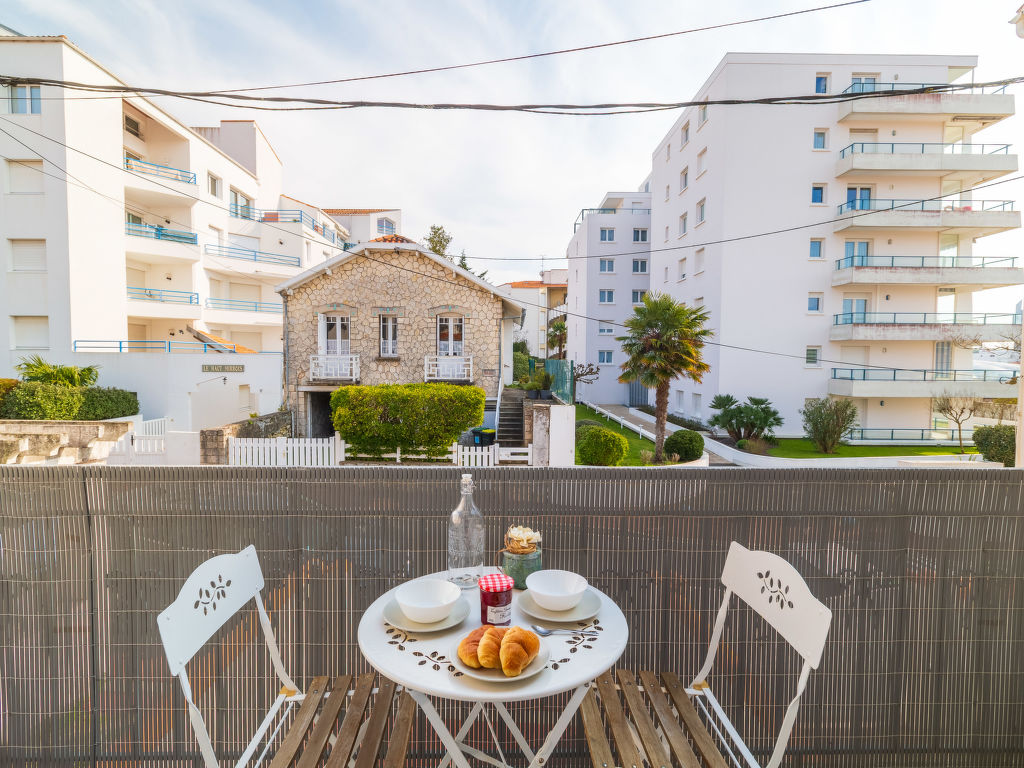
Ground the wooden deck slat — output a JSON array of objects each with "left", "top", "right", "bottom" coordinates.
[
  {"left": 580, "top": 687, "right": 617, "bottom": 768},
  {"left": 638, "top": 670, "right": 701, "bottom": 768},
  {"left": 353, "top": 676, "right": 398, "bottom": 768},
  {"left": 381, "top": 692, "right": 417, "bottom": 768},
  {"left": 295, "top": 675, "right": 352, "bottom": 768},
  {"left": 268, "top": 676, "right": 330, "bottom": 768},
  {"left": 617, "top": 670, "right": 671, "bottom": 768},
  {"left": 661, "top": 673, "right": 730, "bottom": 768},
  {"left": 324, "top": 672, "right": 377, "bottom": 768},
  {"left": 596, "top": 671, "right": 644, "bottom": 768}
]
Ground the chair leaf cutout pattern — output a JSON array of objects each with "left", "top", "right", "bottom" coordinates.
[
  {"left": 194, "top": 574, "right": 232, "bottom": 615},
  {"left": 758, "top": 570, "right": 793, "bottom": 610}
]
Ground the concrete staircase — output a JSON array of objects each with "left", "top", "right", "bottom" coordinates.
[{"left": 497, "top": 389, "right": 526, "bottom": 447}]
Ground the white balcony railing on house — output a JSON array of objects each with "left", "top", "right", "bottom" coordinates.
[
  {"left": 310, "top": 354, "right": 360, "bottom": 381},
  {"left": 425, "top": 355, "right": 473, "bottom": 381}
]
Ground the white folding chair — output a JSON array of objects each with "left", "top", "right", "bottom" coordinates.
[
  {"left": 688, "top": 541, "right": 833, "bottom": 768},
  {"left": 157, "top": 545, "right": 301, "bottom": 768}
]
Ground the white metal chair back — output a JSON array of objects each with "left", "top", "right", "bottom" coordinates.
[
  {"left": 157, "top": 545, "right": 298, "bottom": 768},
  {"left": 689, "top": 541, "right": 833, "bottom": 768}
]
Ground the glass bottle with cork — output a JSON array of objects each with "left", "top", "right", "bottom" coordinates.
[{"left": 447, "top": 473, "right": 485, "bottom": 589}]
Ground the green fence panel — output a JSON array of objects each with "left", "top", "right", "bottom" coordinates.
[{"left": 544, "top": 358, "right": 574, "bottom": 403}]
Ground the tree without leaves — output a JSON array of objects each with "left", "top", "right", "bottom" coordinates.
[
  {"left": 933, "top": 393, "right": 977, "bottom": 453},
  {"left": 617, "top": 293, "right": 711, "bottom": 462},
  {"left": 572, "top": 362, "right": 600, "bottom": 385},
  {"left": 800, "top": 397, "right": 859, "bottom": 454}
]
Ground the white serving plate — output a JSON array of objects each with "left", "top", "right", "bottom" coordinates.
[
  {"left": 517, "top": 588, "right": 601, "bottom": 623},
  {"left": 382, "top": 596, "right": 469, "bottom": 633},
  {"left": 450, "top": 638, "right": 550, "bottom": 683}
]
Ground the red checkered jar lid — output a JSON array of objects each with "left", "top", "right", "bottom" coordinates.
[{"left": 478, "top": 573, "right": 515, "bottom": 593}]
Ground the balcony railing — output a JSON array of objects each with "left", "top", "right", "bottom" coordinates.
[
  {"left": 838, "top": 142, "right": 1012, "bottom": 158},
  {"left": 204, "top": 243, "right": 301, "bottom": 267},
  {"left": 574, "top": 207, "right": 652, "bottom": 231},
  {"left": 72, "top": 339, "right": 243, "bottom": 353},
  {"left": 845, "top": 427, "right": 972, "bottom": 441},
  {"left": 831, "top": 368, "right": 1018, "bottom": 382},
  {"left": 836, "top": 198, "right": 1015, "bottom": 214},
  {"left": 425, "top": 355, "right": 472, "bottom": 381},
  {"left": 123, "top": 156, "right": 197, "bottom": 183},
  {"left": 834, "top": 311, "right": 1021, "bottom": 325},
  {"left": 126, "top": 286, "right": 199, "bottom": 305},
  {"left": 835, "top": 254, "right": 1018, "bottom": 269},
  {"left": 310, "top": 353, "right": 360, "bottom": 381},
  {"left": 840, "top": 81, "right": 1008, "bottom": 95},
  {"left": 205, "top": 297, "right": 283, "bottom": 313},
  {"left": 229, "top": 204, "right": 341, "bottom": 244},
  {"left": 125, "top": 222, "right": 198, "bottom": 244}
]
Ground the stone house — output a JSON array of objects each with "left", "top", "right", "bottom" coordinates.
[{"left": 276, "top": 236, "right": 524, "bottom": 436}]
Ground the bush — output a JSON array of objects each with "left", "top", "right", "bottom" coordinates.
[
  {"left": 973, "top": 424, "right": 1015, "bottom": 467},
  {"left": 664, "top": 429, "right": 704, "bottom": 462},
  {"left": 77, "top": 387, "right": 140, "bottom": 420},
  {"left": 331, "top": 383, "right": 485, "bottom": 457},
  {"left": 742, "top": 438, "right": 771, "bottom": 455},
  {"left": 575, "top": 419, "right": 603, "bottom": 432},
  {"left": 800, "top": 397, "right": 859, "bottom": 454},
  {"left": 512, "top": 352, "right": 529, "bottom": 383},
  {"left": 708, "top": 394, "right": 783, "bottom": 440},
  {"left": 577, "top": 425, "right": 629, "bottom": 466},
  {"left": 635, "top": 405, "right": 706, "bottom": 431},
  {"left": 0, "top": 377, "right": 18, "bottom": 408},
  {"left": 0, "top": 382, "right": 84, "bottom": 420},
  {"left": 513, "top": 339, "right": 530, "bottom": 357}
]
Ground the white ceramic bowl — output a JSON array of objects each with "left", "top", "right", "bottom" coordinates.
[
  {"left": 395, "top": 578, "right": 461, "bottom": 624},
  {"left": 526, "top": 570, "right": 589, "bottom": 611}
]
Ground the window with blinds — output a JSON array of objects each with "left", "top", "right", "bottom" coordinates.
[{"left": 10, "top": 240, "right": 46, "bottom": 271}]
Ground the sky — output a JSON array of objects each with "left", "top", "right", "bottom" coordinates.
[{"left": 3, "top": 0, "right": 1023, "bottom": 309}]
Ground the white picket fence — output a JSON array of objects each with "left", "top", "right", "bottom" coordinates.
[
  {"left": 498, "top": 445, "right": 534, "bottom": 465},
  {"left": 139, "top": 417, "right": 168, "bottom": 436},
  {"left": 107, "top": 432, "right": 167, "bottom": 464},
  {"left": 451, "top": 444, "right": 498, "bottom": 467},
  {"left": 228, "top": 436, "right": 343, "bottom": 467}
]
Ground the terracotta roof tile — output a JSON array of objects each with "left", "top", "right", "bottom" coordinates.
[
  {"left": 323, "top": 208, "right": 396, "bottom": 215},
  {"left": 368, "top": 234, "right": 416, "bottom": 243},
  {"left": 507, "top": 280, "right": 568, "bottom": 288}
]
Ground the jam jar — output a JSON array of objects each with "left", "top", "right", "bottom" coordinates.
[{"left": 478, "top": 573, "right": 515, "bottom": 626}]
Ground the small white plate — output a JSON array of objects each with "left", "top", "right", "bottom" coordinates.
[
  {"left": 517, "top": 588, "right": 601, "bottom": 623},
  {"left": 451, "top": 638, "right": 550, "bottom": 683},
  {"left": 383, "top": 596, "right": 469, "bottom": 633}
]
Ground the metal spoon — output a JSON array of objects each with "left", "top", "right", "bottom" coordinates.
[{"left": 530, "top": 624, "right": 598, "bottom": 637}]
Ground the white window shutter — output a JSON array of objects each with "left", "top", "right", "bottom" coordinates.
[
  {"left": 11, "top": 240, "right": 46, "bottom": 271},
  {"left": 317, "top": 313, "right": 327, "bottom": 354}
]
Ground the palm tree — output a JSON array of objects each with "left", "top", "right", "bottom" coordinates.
[
  {"left": 618, "top": 294, "right": 712, "bottom": 462},
  {"left": 546, "top": 320, "right": 567, "bottom": 359},
  {"left": 15, "top": 355, "right": 100, "bottom": 387}
]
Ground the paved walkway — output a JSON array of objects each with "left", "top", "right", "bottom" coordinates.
[{"left": 595, "top": 404, "right": 735, "bottom": 466}]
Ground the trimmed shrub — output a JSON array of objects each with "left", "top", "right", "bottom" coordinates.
[
  {"left": 575, "top": 419, "right": 603, "bottom": 433},
  {"left": 331, "top": 383, "right": 485, "bottom": 457},
  {"left": 973, "top": 424, "right": 1015, "bottom": 467},
  {"left": 512, "top": 352, "right": 529, "bottom": 383},
  {"left": 77, "top": 387, "right": 140, "bottom": 420},
  {"left": 577, "top": 425, "right": 629, "bottom": 466},
  {"left": 664, "top": 429, "right": 704, "bottom": 462},
  {"left": 0, "top": 382, "right": 84, "bottom": 420}
]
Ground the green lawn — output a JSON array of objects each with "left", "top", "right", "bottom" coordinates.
[
  {"left": 574, "top": 404, "right": 656, "bottom": 466},
  {"left": 766, "top": 438, "right": 978, "bottom": 459}
]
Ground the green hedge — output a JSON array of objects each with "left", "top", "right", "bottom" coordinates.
[
  {"left": 0, "top": 378, "right": 18, "bottom": 408},
  {"left": 577, "top": 425, "right": 629, "bottom": 466},
  {"left": 0, "top": 382, "right": 139, "bottom": 420},
  {"left": 331, "top": 383, "right": 485, "bottom": 457},
  {"left": 973, "top": 424, "right": 1015, "bottom": 467},
  {"left": 664, "top": 429, "right": 704, "bottom": 462},
  {"left": 635, "top": 404, "right": 706, "bottom": 431},
  {"left": 513, "top": 352, "right": 529, "bottom": 383}
]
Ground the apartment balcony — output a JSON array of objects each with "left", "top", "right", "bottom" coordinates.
[
  {"left": 125, "top": 222, "right": 200, "bottom": 262},
  {"left": 229, "top": 204, "right": 343, "bottom": 245},
  {"left": 72, "top": 339, "right": 244, "bottom": 353},
  {"left": 203, "top": 297, "right": 283, "bottom": 328},
  {"left": 845, "top": 426, "right": 973, "bottom": 443},
  {"left": 125, "top": 286, "right": 201, "bottom": 320},
  {"left": 832, "top": 255, "right": 1023, "bottom": 288},
  {"left": 424, "top": 355, "right": 473, "bottom": 382},
  {"left": 830, "top": 311, "right": 1021, "bottom": 341},
  {"left": 124, "top": 156, "right": 196, "bottom": 184},
  {"left": 309, "top": 353, "right": 360, "bottom": 382},
  {"left": 574, "top": 207, "right": 651, "bottom": 232},
  {"left": 835, "top": 142, "right": 1016, "bottom": 182},
  {"left": 204, "top": 244, "right": 301, "bottom": 276},
  {"left": 833, "top": 198, "right": 1019, "bottom": 237},
  {"left": 548, "top": 303, "right": 568, "bottom": 323},
  {"left": 836, "top": 82, "right": 1014, "bottom": 126},
  {"left": 828, "top": 367, "right": 1017, "bottom": 398}
]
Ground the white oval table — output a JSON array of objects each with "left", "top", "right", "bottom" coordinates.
[{"left": 358, "top": 568, "right": 628, "bottom": 768}]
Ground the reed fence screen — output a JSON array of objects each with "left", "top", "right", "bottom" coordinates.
[{"left": 1, "top": 466, "right": 1022, "bottom": 768}]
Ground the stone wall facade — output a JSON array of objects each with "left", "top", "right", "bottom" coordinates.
[{"left": 283, "top": 248, "right": 508, "bottom": 437}]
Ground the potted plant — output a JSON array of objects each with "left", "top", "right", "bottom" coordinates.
[
  {"left": 539, "top": 372, "right": 553, "bottom": 400},
  {"left": 524, "top": 381, "right": 541, "bottom": 399}
]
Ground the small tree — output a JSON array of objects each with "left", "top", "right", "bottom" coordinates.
[
  {"left": 934, "top": 393, "right": 977, "bottom": 453},
  {"left": 572, "top": 362, "right": 600, "bottom": 385},
  {"left": 800, "top": 398, "right": 859, "bottom": 454},
  {"left": 546, "top": 320, "right": 567, "bottom": 359},
  {"left": 708, "top": 394, "right": 783, "bottom": 441},
  {"left": 15, "top": 355, "right": 100, "bottom": 387},
  {"left": 424, "top": 224, "right": 453, "bottom": 258}
]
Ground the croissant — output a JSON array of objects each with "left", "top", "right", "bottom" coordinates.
[
  {"left": 499, "top": 626, "right": 540, "bottom": 677},
  {"left": 476, "top": 626, "right": 509, "bottom": 669},
  {"left": 457, "top": 626, "right": 490, "bottom": 669}
]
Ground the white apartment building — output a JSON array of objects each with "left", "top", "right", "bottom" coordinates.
[
  {"left": 0, "top": 33, "right": 392, "bottom": 429},
  {"left": 325, "top": 208, "right": 402, "bottom": 244},
  {"left": 500, "top": 269, "right": 568, "bottom": 357},
  {"left": 566, "top": 189, "right": 652, "bottom": 404},
  {"left": 644, "top": 53, "right": 1021, "bottom": 437}
]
